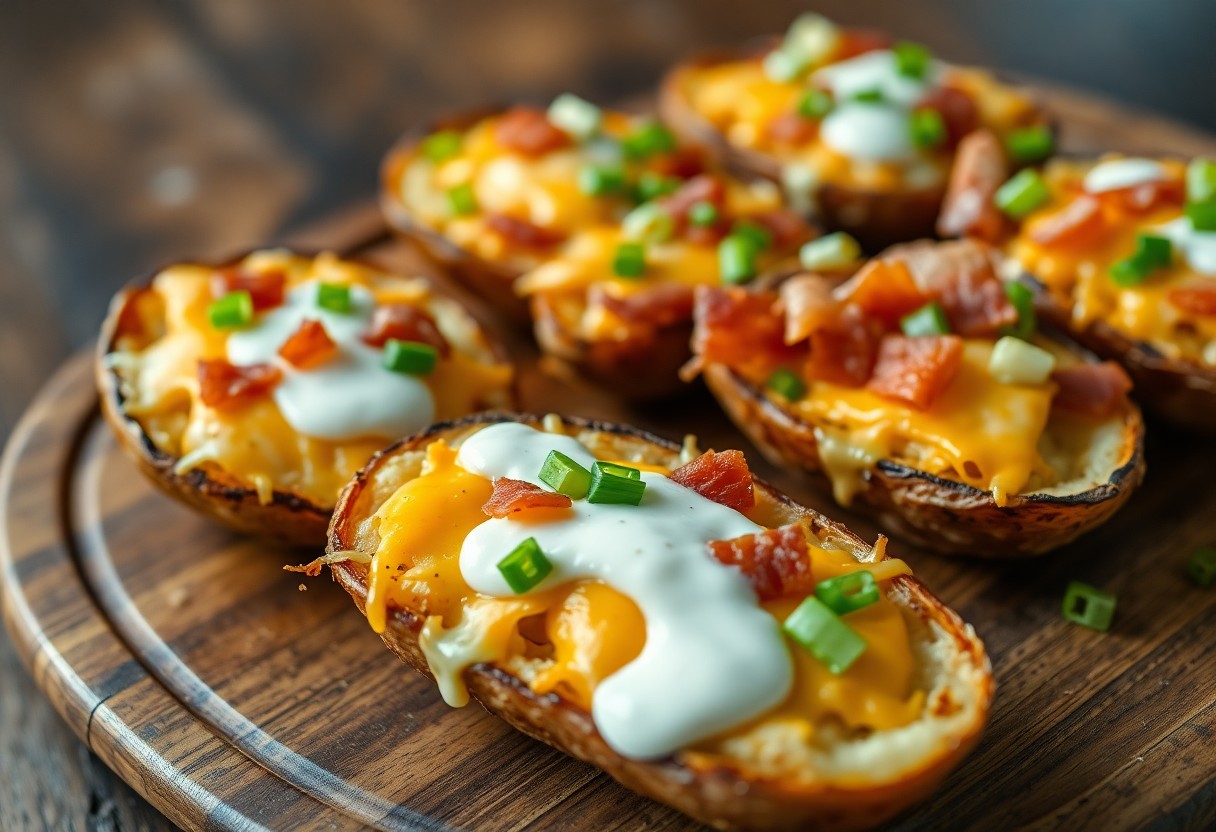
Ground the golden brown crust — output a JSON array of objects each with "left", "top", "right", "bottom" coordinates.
[
  {"left": 327, "top": 413, "right": 993, "bottom": 831},
  {"left": 96, "top": 250, "right": 515, "bottom": 548}
]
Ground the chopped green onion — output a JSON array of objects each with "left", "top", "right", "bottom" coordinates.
[
  {"left": 909, "top": 109, "right": 946, "bottom": 149},
  {"left": 797, "top": 89, "right": 833, "bottom": 120},
  {"left": 382, "top": 339, "right": 438, "bottom": 375},
  {"left": 893, "top": 41, "right": 932, "bottom": 79},
  {"left": 1001, "top": 280, "right": 1037, "bottom": 340},
  {"left": 612, "top": 242, "right": 647, "bottom": 278},
  {"left": 578, "top": 164, "right": 626, "bottom": 196},
  {"left": 1109, "top": 256, "right": 1151, "bottom": 287},
  {"left": 688, "top": 200, "right": 718, "bottom": 228},
  {"left": 538, "top": 451, "right": 592, "bottom": 499},
  {"left": 763, "top": 47, "right": 809, "bottom": 83},
  {"left": 587, "top": 463, "right": 646, "bottom": 505},
  {"left": 853, "top": 88, "right": 885, "bottom": 104},
  {"left": 1062, "top": 581, "right": 1116, "bottom": 632},
  {"left": 799, "top": 231, "right": 861, "bottom": 271},
  {"left": 621, "top": 203, "right": 675, "bottom": 244},
  {"left": 1186, "top": 158, "right": 1216, "bottom": 205},
  {"left": 1004, "top": 125, "right": 1055, "bottom": 164},
  {"left": 592, "top": 461, "right": 641, "bottom": 480},
  {"left": 988, "top": 335, "right": 1056, "bottom": 385},
  {"left": 208, "top": 290, "right": 254, "bottom": 329},
  {"left": 783, "top": 596, "right": 867, "bottom": 675},
  {"left": 1185, "top": 200, "right": 1216, "bottom": 232},
  {"left": 731, "top": 221, "right": 772, "bottom": 253},
  {"left": 815, "top": 571, "right": 879, "bottom": 616},
  {"left": 766, "top": 368, "right": 806, "bottom": 401},
  {"left": 781, "top": 162, "right": 819, "bottom": 215},
  {"left": 1187, "top": 547, "right": 1216, "bottom": 588},
  {"left": 447, "top": 182, "right": 478, "bottom": 216},
  {"left": 783, "top": 13, "right": 840, "bottom": 66},
  {"left": 547, "top": 93, "right": 602, "bottom": 141},
  {"left": 621, "top": 121, "right": 676, "bottom": 159},
  {"left": 1135, "top": 233, "right": 1173, "bottom": 270},
  {"left": 636, "top": 172, "right": 681, "bottom": 202},
  {"left": 316, "top": 282, "right": 352, "bottom": 314},
  {"left": 994, "top": 169, "right": 1050, "bottom": 218},
  {"left": 718, "top": 235, "right": 758, "bottom": 285},
  {"left": 900, "top": 301, "right": 951, "bottom": 337},
  {"left": 497, "top": 537, "right": 553, "bottom": 594},
  {"left": 422, "top": 130, "right": 462, "bottom": 163}
]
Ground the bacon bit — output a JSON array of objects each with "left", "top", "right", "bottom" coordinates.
[
  {"left": 669, "top": 450, "right": 755, "bottom": 512},
  {"left": 198, "top": 359, "right": 282, "bottom": 410},
  {"left": 684, "top": 222, "right": 729, "bottom": 246},
  {"left": 485, "top": 213, "right": 566, "bottom": 249},
  {"left": 649, "top": 147, "right": 707, "bottom": 180},
  {"left": 867, "top": 334, "right": 964, "bottom": 410},
  {"left": 806, "top": 306, "right": 883, "bottom": 387},
  {"left": 1029, "top": 195, "right": 1107, "bottom": 248},
  {"left": 278, "top": 319, "right": 338, "bottom": 369},
  {"left": 494, "top": 106, "right": 571, "bottom": 156},
  {"left": 1167, "top": 282, "right": 1216, "bottom": 316},
  {"left": 1052, "top": 362, "right": 1132, "bottom": 419},
  {"left": 707, "top": 524, "right": 813, "bottom": 602},
  {"left": 937, "top": 130, "right": 1011, "bottom": 242},
  {"left": 1096, "top": 178, "right": 1186, "bottom": 215},
  {"left": 483, "top": 478, "right": 572, "bottom": 518},
  {"left": 886, "top": 239, "right": 1017, "bottom": 337},
  {"left": 781, "top": 274, "right": 841, "bottom": 345},
  {"left": 766, "top": 112, "right": 817, "bottom": 146},
  {"left": 833, "top": 29, "right": 895, "bottom": 61},
  {"left": 361, "top": 304, "right": 450, "bottom": 355},
  {"left": 748, "top": 209, "right": 815, "bottom": 249},
  {"left": 210, "top": 267, "right": 286, "bottom": 311},
  {"left": 916, "top": 85, "right": 979, "bottom": 149},
  {"left": 692, "top": 286, "right": 802, "bottom": 375},
  {"left": 592, "top": 283, "right": 695, "bottom": 328},
  {"left": 835, "top": 259, "right": 927, "bottom": 329},
  {"left": 658, "top": 174, "right": 726, "bottom": 222}
]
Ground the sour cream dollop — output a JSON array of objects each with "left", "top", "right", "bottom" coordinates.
[
  {"left": 454, "top": 423, "right": 793, "bottom": 759},
  {"left": 226, "top": 280, "right": 435, "bottom": 441},
  {"left": 1152, "top": 216, "right": 1216, "bottom": 275},
  {"left": 1083, "top": 158, "right": 1167, "bottom": 194}
]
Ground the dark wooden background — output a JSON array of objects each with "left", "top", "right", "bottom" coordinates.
[{"left": 2, "top": 2, "right": 1215, "bottom": 829}]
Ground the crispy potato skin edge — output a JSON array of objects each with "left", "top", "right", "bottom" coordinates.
[
  {"left": 327, "top": 412, "right": 993, "bottom": 832},
  {"left": 95, "top": 250, "right": 515, "bottom": 549}
]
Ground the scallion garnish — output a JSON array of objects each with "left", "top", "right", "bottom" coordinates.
[
  {"left": 688, "top": 200, "right": 718, "bottom": 228},
  {"left": 1109, "top": 256, "right": 1151, "bottom": 287},
  {"left": 718, "top": 235, "right": 758, "bottom": 285},
  {"left": 621, "top": 121, "right": 676, "bottom": 159},
  {"left": 382, "top": 339, "right": 438, "bottom": 375},
  {"left": 1186, "top": 158, "right": 1216, "bottom": 205},
  {"left": 994, "top": 169, "right": 1050, "bottom": 218},
  {"left": 578, "top": 164, "right": 626, "bottom": 196},
  {"left": 422, "top": 130, "right": 462, "bottom": 163},
  {"left": 1135, "top": 233, "right": 1173, "bottom": 269},
  {"left": 636, "top": 171, "right": 680, "bottom": 202},
  {"left": 497, "top": 537, "right": 554, "bottom": 594},
  {"left": 538, "top": 451, "right": 592, "bottom": 499},
  {"left": 797, "top": 89, "right": 833, "bottom": 120},
  {"left": 1062, "top": 581, "right": 1116, "bottom": 632},
  {"left": 815, "top": 571, "right": 879, "bottom": 616},
  {"left": 208, "top": 290, "right": 254, "bottom": 330},
  {"left": 893, "top": 41, "right": 932, "bottom": 79},
  {"left": 447, "top": 182, "right": 478, "bottom": 216},
  {"left": 1185, "top": 200, "right": 1216, "bottom": 232},
  {"left": 317, "top": 282, "right": 352, "bottom": 314},
  {"left": 586, "top": 462, "right": 646, "bottom": 505},
  {"left": 1001, "top": 280, "right": 1037, "bottom": 340},
  {"left": 900, "top": 301, "right": 951, "bottom": 337},
  {"left": 1187, "top": 547, "right": 1216, "bottom": 588},
  {"left": 1005, "top": 125, "right": 1055, "bottom": 164},
  {"left": 909, "top": 109, "right": 946, "bottom": 149},
  {"left": 731, "top": 221, "right": 772, "bottom": 253},
  {"left": 783, "top": 596, "right": 867, "bottom": 675},
  {"left": 621, "top": 203, "right": 675, "bottom": 244},
  {"left": 799, "top": 231, "right": 861, "bottom": 271},
  {"left": 547, "top": 93, "right": 602, "bottom": 141},
  {"left": 592, "top": 461, "right": 641, "bottom": 480},
  {"left": 766, "top": 368, "right": 807, "bottom": 402},
  {"left": 853, "top": 88, "right": 885, "bottom": 104},
  {"left": 612, "top": 242, "right": 647, "bottom": 278}
]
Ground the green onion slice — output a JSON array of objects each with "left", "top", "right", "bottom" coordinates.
[
  {"left": 497, "top": 537, "right": 554, "bottom": 594},
  {"left": 592, "top": 461, "right": 641, "bottom": 480},
  {"left": 783, "top": 596, "right": 867, "bottom": 675},
  {"left": 422, "top": 130, "right": 463, "bottom": 163},
  {"left": 1001, "top": 281, "right": 1037, "bottom": 340},
  {"left": 814, "top": 571, "right": 880, "bottom": 616},
  {"left": 612, "top": 242, "right": 647, "bottom": 278},
  {"left": 731, "top": 221, "right": 773, "bottom": 252},
  {"left": 621, "top": 121, "right": 676, "bottom": 159},
  {"left": 853, "top": 88, "right": 884, "bottom": 104},
  {"left": 766, "top": 368, "right": 806, "bottom": 402},
  {"left": 382, "top": 339, "right": 438, "bottom": 375},
  {"left": 893, "top": 41, "right": 932, "bottom": 79},
  {"left": 1186, "top": 158, "right": 1216, "bottom": 205},
  {"left": 316, "top": 282, "right": 353, "bottom": 314},
  {"left": 447, "top": 182, "right": 478, "bottom": 216},
  {"left": 547, "top": 93, "right": 602, "bottom": 141},
  {"left": 208, "top": 290, "right": 254, "bottom": 330},
  {"left": 797, "top": 89, "right": 833, "bottom": 120},
  {"left": 1185, "top": 200, "right": 1216, "bottom": 232},
  {"left": 1135, "top": 233, "right": 1173, "bottom": 269},
  {"left": 636, "top": 171, "right": 680, "bottom": 202},
  {"left": 1004, "top": 125, "right": 1055, "bottom": 164},
  {"left": 718, "top": 235, "right": 758, "bottom": 285},
  {"left": 688, "top": 200, "right": 719, "bottom": 228},
  {"left": 621, "top": 203, "right": 675, "bottom": 244},
  {"left": 799, "top": 232, "right": 861, "bottom": 271},
  {"left": 1061, "top": 581, "right": 1116, "bottom": 632},
  {"left": 994, "top": 169, "right": 1050, "bottom": 219},
  {"left": 538, "top": 451, "right": 592, "bottom": 499},
  {"left": 578, "top": 164, "right": 626, "bottom": 196},
  {"left": 586, "top": 462, "right": 646, "bottom": 505},
  {"left": 1186, "top": 547, "right": 1216, "bottom": 588},
  {"left": 1109, "top": 255, "right": 1152, "bottom": 287},
  {"left": 909, "top": 109, "right": 946, "bottom": 149},
  {"left": 900, "top": 301, "right": 951, "bottom": 337}
]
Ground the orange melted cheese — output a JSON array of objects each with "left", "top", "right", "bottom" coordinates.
[{"left": 367, "top": 437, "right": 923, "bottom": 742}]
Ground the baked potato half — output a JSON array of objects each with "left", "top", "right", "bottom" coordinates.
[
  {"left": 689, "top": 238, "right": 1146, "bottom": 557},
  {"left": 325, "top": 413, "right": 992, "bottom": 832},
  {"left": 98, "top": 248, "right": 514, "bottom": 547},
  {"left": 380, "top": 98, "right": 812, "bottom": 399},
  {"left": 658, "top": 14, "right": 1052, "bottom": 250},
  {"left": 979, "top": 154, "right": 1216, "bottom": 431}
]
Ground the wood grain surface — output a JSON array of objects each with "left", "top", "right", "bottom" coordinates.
[{"left": 3, "top": 2, "right": 1216, "bottom": 829}]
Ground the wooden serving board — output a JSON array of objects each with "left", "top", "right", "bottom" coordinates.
[{"left": 4, "top": 85, "right": 1216, "bottom": 831}]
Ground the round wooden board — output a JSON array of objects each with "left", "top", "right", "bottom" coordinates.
[{"left": 4, "top": 85, "right": 1216, "bottom": 831}]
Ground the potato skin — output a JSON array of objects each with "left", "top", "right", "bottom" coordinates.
[
  {"left": 701, "top": 362, "right": 1146, "bottom": 558},
  {"left": 327, "top": 413, "right": 993, "bottom": 831},
  {"left": 657, "top": 44, "right": 945, "bottom": 251},
  {"left": 96, "top": 250, "right": 514, "bottom": 549}
]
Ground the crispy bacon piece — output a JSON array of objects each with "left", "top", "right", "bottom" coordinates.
[
  {"left": 867, "top": 334, "right": 964, "bottom": 410},
  {"left": 278, "top": 319, "right": 338, "bottom": 369},
  {"left": 691, "top": 286, "right": 802, "bottom": 375},
  {"left": 1029, "top": 195, "right": 1107, "bottom": 248},
  {"left": 832, "top": 28, "right": 895, "bottom": 61},
  {"left": 937, "top": 130, "right": 1011, "bottom": 242},
  {"left": 669, "top": 450, "right": 755, "bottom": 512},
  {"left": 483, "top": 478, "right": 572, "bottom": 518},
  {"left": 766, "top": 112, "right": 817, "bottom": 146},
  {"left": 749, "top": 209, "right": 815, "bottom": 249},
  {"left": 485, "top": 213, "right": 566, "bottom": 249},
  {"left": 916, "top": 85, "right": 980, "bottom": 149},
  {"left": 1095, "top": 178, "right": 1185, "bottom": 215},
  {"left": 197, "top": 359, "right": 282, "bottom": 410},
  {"left": 1052, "top": 362, "right": 1132, "bottom": 419},
  {"left": 210, "top": 267, "right": 286, "bottom": 311},
  {"left": 592, "top": 283, "right": 695, "bottom": 328},
  {"left": 361, "top": 304, "right": 450, "bottom": 355},
  {"left": 781, "top": 274, "right": 841, "bottom": 345},
  {"left": 885, "top": 239, "right": 1017, "bottom": 337},
  {"left": 658, "top": 174, "right": 726, "bottom": 221},
  {"left": 806, "top": 307, "right": 883, "bottom": 387},
  {"left": 707, "top": 524, "right": 813, "bottom": 602},
  {"left": 836, "top": 259, "right": 927, "bottom": 329},
  {"left": 649, "top": 147, "right": 707, "bottom": 180},
  {"left": 494, "top": 106, "right": 571, "bottom": 156},
  {"left": 1167, "top": 282, "right": 1216, "bottom": 316}
]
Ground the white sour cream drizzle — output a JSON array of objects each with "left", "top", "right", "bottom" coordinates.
[
  {"left": 1083, "top": 158, "right": 1166, "bottom": 193},
  {"left": 811, "top": 50, "right": 941, "bottom": 163},
  {"left": 1152, "top": 217, "right": 1216, "bottom": 275},
  {"left": 226, "top": 280, "right": 434, "bottom": 441},
  {"left": 453, "top": 423, "right": 793, "bottom": 760}
]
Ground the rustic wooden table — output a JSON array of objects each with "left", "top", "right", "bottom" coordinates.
[{"left": 2, "top": 2, "right": 1215, "bottom": 829}]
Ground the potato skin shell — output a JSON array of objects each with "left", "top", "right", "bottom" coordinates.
[
  {"left": 96, "top": 250, "right": 514, "bottom": 549},
  {"left": 327, "top": 412, "right": 993, "bottom": 832},
  {"left": 701, "top": 363, "right": 1145, "bottom": 558}
]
